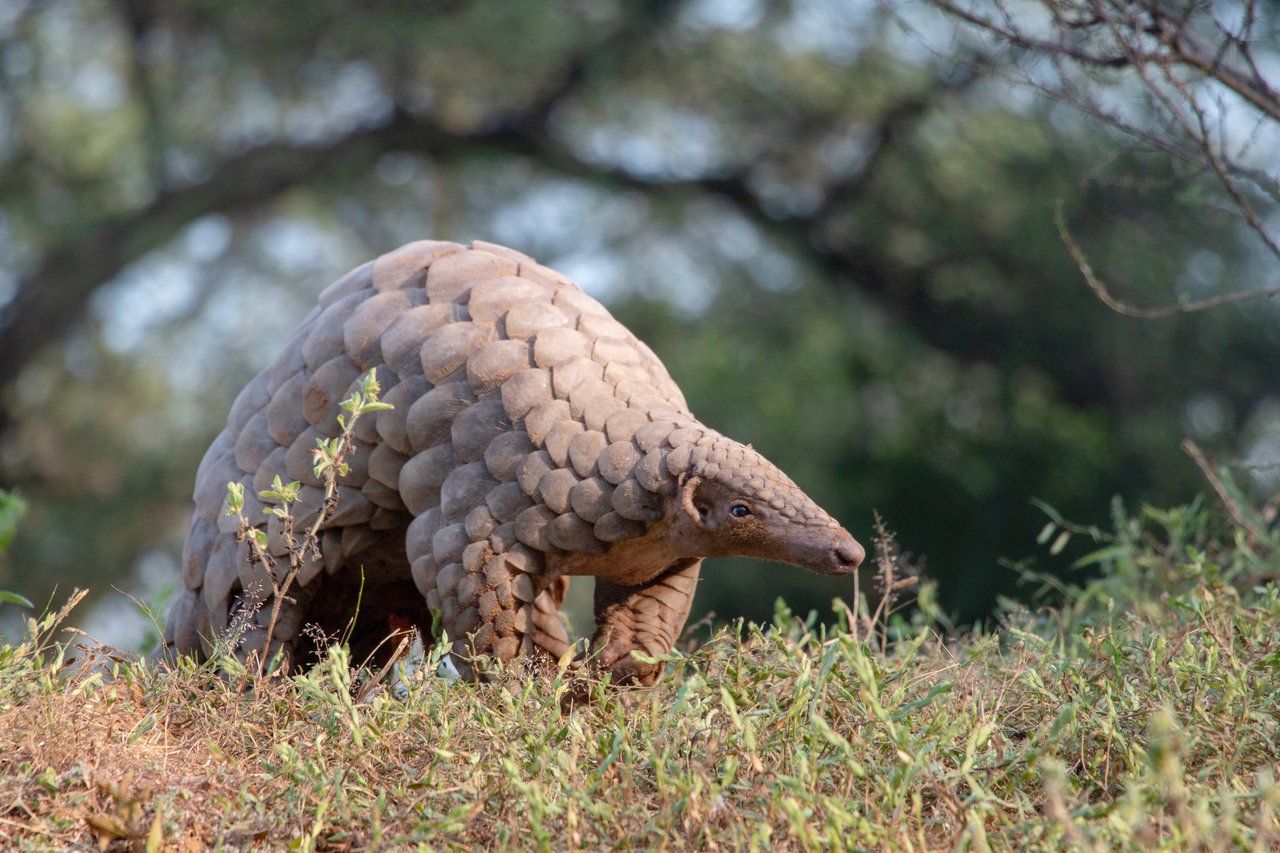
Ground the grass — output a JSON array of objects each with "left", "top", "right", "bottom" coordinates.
[{"left": 1, "top": 498, "right": 1279, "bottom": 851}]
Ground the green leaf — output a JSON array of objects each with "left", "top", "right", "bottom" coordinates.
[
  {"left": 360, "top": 368, "right": 383, "bottom": 398},
  {"left": 260, "top": 476, "right": 300, "bottom": 503},
  {"left": 0, "top": 590, "right": 35, "bottom": 608},
  {"left": 1072, "top": 544, "right": 1131, "bottom": 570},
  {"left": 1047, "top": 701, "right": 1077, "bottom": 739},
  {"left": 1036, "top": 522, "right": 1055, "bottom": 545},
  {"left": 0, "top": 488, "right": 29, "bottom": 552},
  {"left": 1049, "top": 530, "right": 1071, "bottom": 555},
  {"left": 225, "top": 481, "right": 245, "bottom": 515}
]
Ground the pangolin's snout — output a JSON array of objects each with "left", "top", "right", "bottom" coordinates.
[
  {"left": 779, "top": 527, "right": 866, "bottom": 576},
  {"left": 823, "top": 534, "right": 865, "bottom": 575},
  {"left": 832, "top": 538, "right": 865, "bottom": 572}
]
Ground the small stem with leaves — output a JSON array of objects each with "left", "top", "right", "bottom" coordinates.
[{"left": 224, "top": 369, "right": 394, "bottom": 678}]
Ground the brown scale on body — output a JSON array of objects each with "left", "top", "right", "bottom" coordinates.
[{"left": 163, "top": 239, "right": 865, "bottom": 686}]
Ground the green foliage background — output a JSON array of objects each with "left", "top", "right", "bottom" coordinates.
[{"left": 0, "top": 0, "right": 1276, "bottom": 638}]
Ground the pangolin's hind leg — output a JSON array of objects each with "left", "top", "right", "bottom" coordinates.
[{"left": 590, "top": 558, "right": 702, "bottom": 686}]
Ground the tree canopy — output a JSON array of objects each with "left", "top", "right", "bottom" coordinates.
[{"left": 1, "top": 0, "right": 1277, "bottom": 640}]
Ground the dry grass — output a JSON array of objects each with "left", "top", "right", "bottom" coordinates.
[{"left": 2, "top": 500, "right": 1279, "bottom": 851}]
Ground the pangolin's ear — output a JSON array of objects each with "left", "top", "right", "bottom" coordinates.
[{"left": 679, "top": 475, "right": 709, "bottom": 529}]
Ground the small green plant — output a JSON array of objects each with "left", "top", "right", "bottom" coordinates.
[
  {"left": 0, "top": 488, "right": 27, "bottom": 554},
  {"left": 225, "top": 369, "right": 393, "bottom": 678},
  {"left": 845, "top": 511, "right": 923, "bottom": 652},
  {"left": 0, "top": 488, "right": 33, "bottom": 610}
]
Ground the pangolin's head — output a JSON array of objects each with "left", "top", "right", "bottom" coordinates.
[{"left": 667, "top": 434, "right": 864, "bottom": 575}]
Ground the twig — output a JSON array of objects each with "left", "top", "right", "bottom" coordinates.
[
  {"left": 1055, "top": 201, "right": 1280, "bottom": 317},
  {"left": 1180, "top": 438, "right": 1268, "bottom": 555},
  {"left": 353, "top": 632, "right": 415, "bottom": 704}
]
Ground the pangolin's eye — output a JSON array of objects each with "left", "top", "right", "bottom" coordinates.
[{"left": 729, "top": 503, "right": 751, "bottom": 518}]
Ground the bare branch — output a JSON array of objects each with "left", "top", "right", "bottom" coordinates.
[
  {"left": 1162, "top": 9, "right": 1280, "bottom": 122},
  {"left": 1109, "top": 10, "right": 1280, "bottom": 260},
  {"left": 1182, "top": 439, "right": 1269, "bottom": 556},
  {"left": 923, "top": 0, "right": 1280, "bottom": 315},
  {"left": 1055, "top": 201, "right": 1280, "bottom": 317},
  {"left": 927, "top": 0, "right": 1131, "bottom": 67}
]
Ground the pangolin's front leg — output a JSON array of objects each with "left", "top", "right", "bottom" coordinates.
[
  {"left": 529, "top": 575, "right": 572, "bottom": 662},
  {"left": 591, "top": 558, "right": 702, "bottom": 686}
]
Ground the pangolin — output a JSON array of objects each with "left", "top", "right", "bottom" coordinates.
[{"left": 163, "top": 239, "right": 865, "bottom": 685}]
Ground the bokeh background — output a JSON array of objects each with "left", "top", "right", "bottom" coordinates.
[{"left": 1, "top": 0, "right": 1277, "bottom": 648}]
